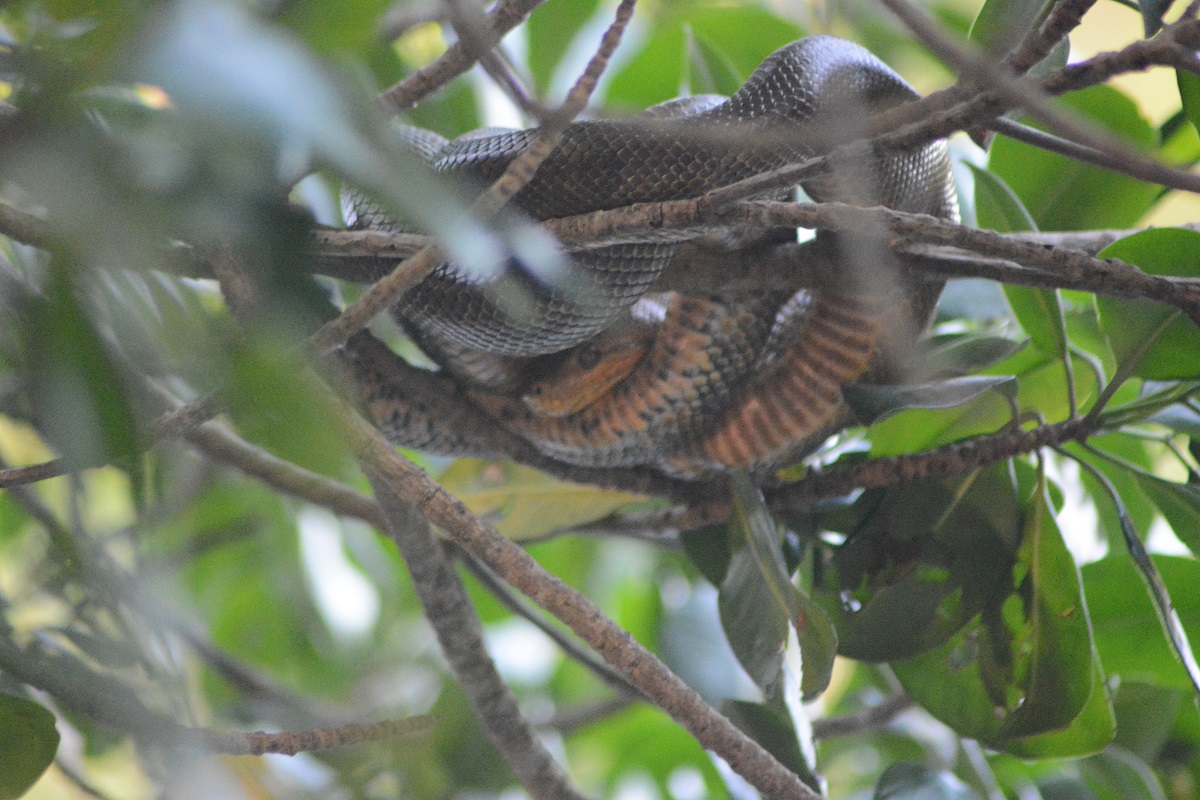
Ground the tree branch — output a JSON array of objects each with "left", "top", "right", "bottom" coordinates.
[
  {"left": 208, "top": 210, "right": 595, "bottom": 798},
  {"left": 452, "top": 541, "right": 643, "bottom": 697},
  {"left": 367, "top": 470, "right": 589, "bottom": 800},
  {"left": 352, "top": 418, "right": 822, "bottom": 800},
  {"left": 549, "top": 199, "right": 1200, "bottom": 321},
  {"left": 772, "top": 416, "right": 1092, "bottom": 509}
]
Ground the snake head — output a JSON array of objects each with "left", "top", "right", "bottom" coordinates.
[{"left": 522, "top": 322, "right": 654, "bottom": 417}]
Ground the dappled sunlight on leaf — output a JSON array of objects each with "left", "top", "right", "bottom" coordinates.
[{"left": 438, "top": 459, "right": 645, "bottom": 541}]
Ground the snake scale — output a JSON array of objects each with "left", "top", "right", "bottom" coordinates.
[{"left": 345, "top": 35, "right": 959, "bottom": 478}]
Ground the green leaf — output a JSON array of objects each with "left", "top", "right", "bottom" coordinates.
[
  {"left": 1082, "top": 555, "right": 1200, "bottom": 691},
  {"left": 1005, "top": 286, "right": 1071, "bottom": 359},
  {"left": 888, "top": 470, "right": 1113, "bottom": 754},
  {"left": 874, "top": 762, "right": 980, "bottom": 800},
  {"left": 971, "top": 164, "right": 1038, "bottom": 234},
  {"left": 604, "top": 26, "right": 687, "bottom": 109},
  {"left": 895, "top": 613, "right": 1115, "bottom": 756},
  {"left": 816, "top": 467, "right": 1021, "bottom": 663},
  {"left": 566, "top": 704, "right": 723, "bottom": 796},
  {"left": 1111, "top": 683, "right": 1187, "bottom": 762},
  {"left": 680, "top": 524, "right": 732, "bottom": 586},
  {"left": 868, "top": 348, "right": 1095, "bottom": 458},
  {"left": 224, "top": 337, "right": 353, "bottom": 478},
  {"left": 968, "top": 0, "right": 1052, "bottom": 56},
  {"left": 1078, "top": 457, "right": 1200, "bottom": 701},
  {"left": 527, "top": 0, "right": 602, "bottom": 94},
  {"left": 1080, "top": 746, "right": 1170, "bottom": 800},
  {"left": 1128, "top": 472, "right": 1200, "bottom": 557},
  {"left": 842, "top": 375, "right": 1018, "bottom": 426},
  {"left": 924, "top": 334, "right": 1028, "bottom": 377},
  {"left": 1001, "top": 653, "right": 1116, "bottom": 758},
  {"left": 22, "top": 265, "right": 143, "bottom": 477},
  {"left": 602, "top": 6, "right": 803, "bottom": 109},
  {"left": 685, "top": 31, "right": 742, "bottom": 96},
  {"left": 720, "top": 473, "right": 836, "bottom": 697},
  {"left": 719, "top": 481, "right": 788, "bottom": 692},
  {"left": 675, "top": 7, "right": 804, "bottom": 79},
  {"left": 989, "top": 86, "right": 1159, "bottom": 231},
  {"left": 1095, "top": 229, "right": 1200, "bottom": 380},
  {"left": 970, "top": 161, "right": 1073, "bottom": 362},
  {"left": 1179, "top": 70, "right": 1200, "bottom": 137},
  {"left": 0, "top": 694, "right": 59, "bottom": 800},
  {"left": 1150, "top": 400, "right": 1200, "bottom": 439},
  {"left": 998, "top": 474, "right": 1096, "bottom": 739},
  {"left": 277, "top": 0, "right": 389, "bottom": 56}
]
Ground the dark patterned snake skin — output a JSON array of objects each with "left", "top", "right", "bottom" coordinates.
[{"left": 345, "top": 35, "right": 959, "bottom": 477}]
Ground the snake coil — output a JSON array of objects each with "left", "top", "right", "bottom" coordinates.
[{"left": 347, "top": 35, "right": 958, "bottom": 477}]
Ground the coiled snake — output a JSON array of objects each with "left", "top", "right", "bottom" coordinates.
[{"left": 344, "top": 35, "right": 959, "bottom": 478}]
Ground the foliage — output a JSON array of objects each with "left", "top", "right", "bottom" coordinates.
[{"left": 0, "top": 0, "right": 1198, "bottom": 799}]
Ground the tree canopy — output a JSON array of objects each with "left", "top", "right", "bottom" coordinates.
[{"left": 1, "top": 1, "right": 1199, "bottom": 799}]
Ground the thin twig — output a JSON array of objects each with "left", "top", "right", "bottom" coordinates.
[
  {"left": 199, "top": 716, "right": 436, "bottom": 755},
  {"left": 811, "top": 694, "right": 914, "bottom": 740},
  {"left": 988, "top": 115, "right": 1168, "bottom": 186},
  {"left": 0, "top": 458, "right": 71, "bottom": 489},
  {"left": 447, "top": 0, "right": 545, "bottom": 118},
  {"left": 544, "top": 696, "right": 636, "bottom": 736},
  {"left": 879, "top": 0, "right": 1200, "bottom": 196},
  {"left": 0, "top": 202, "right": 53, "bottom": 249},
  {"left": 1005, "top": 0, "right": 1098, "bottom": 75},
  {"left": 143, "top": 382, "right": 386, "bottom": 528},
  {"left": 378, "top": 0, "right": 546, "bottom": 114},
  {"left": 452, "top": 541, "right": 642, "bottom": 697}
]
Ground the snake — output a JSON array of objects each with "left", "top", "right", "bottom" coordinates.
[{"left": 346, "top": 35, "right": 958, "bottom": 477}]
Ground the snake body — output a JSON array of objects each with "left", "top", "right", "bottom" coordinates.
[{"left": 349, "top": 35, "right": 958, "bottom": 476}]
